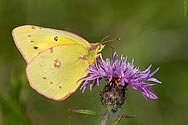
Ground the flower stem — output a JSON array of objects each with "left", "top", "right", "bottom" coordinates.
[{"left": 101, "top": 110, "right": 109, "bottom": 125}]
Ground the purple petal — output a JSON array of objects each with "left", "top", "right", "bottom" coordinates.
[
  {"left": 143, "top": 65, "right": 152, "bottom": 73},
  {"left": 90, "top": 83, "right": 93, "bottom": 91},
  {"left": 150, "top": 68, "right": 160, "bottom": 77},
  {"left": 148, "top": 78, "right": 161, "bottom": 83},
  {"left": 80, "top": 52, "right": 161, "bottom": 100},
  {"left": 141, "top": 88, "right": 158, "bottom": 99}
]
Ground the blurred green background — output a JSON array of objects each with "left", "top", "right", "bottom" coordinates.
[{"left": 0, "top": 0, "right": 188, "bottom": 125}]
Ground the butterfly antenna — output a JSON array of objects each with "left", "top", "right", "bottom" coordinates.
[
  {"left": 100, "top": 34, "right": 111, "bottom": 43},
  {"left": 100, "top": 37, "right": 121, "bottom": 45}
]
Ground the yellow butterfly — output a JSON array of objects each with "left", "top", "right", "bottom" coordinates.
[{"left": 12, "top": 25, "right": 118, "bottom": 101}]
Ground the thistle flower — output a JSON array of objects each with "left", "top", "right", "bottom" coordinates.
[{"left": 81, "top": 52, "right": 161, "bottom": 100}]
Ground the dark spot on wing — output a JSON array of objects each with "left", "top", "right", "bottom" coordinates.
[
  {"left": 28, "top": 35, "right": 31, "bottom": 37},
  {"left": 78, "top": 55, "right": 87, "bottom": 60},
  {"left": 43, "top": 77, "right": 47, "bottom": 79},
  {"left": 33, "top": 46, "right": 38, "bottom": 50},
  {"left": 54, "top": 59, "right": 61, "bottom": 68},
  {"left": 59, "top": 86, "right": 62, "bottom": 89},
  {"left": 54, "top": 36, "right": 58, "bottom": 41},
  {"left": 50, "top": 82, "right": 53, "bottom": 84},
  {"left": 30, "top": 40, "right": 34, "bottom": 42},
  {"left": 50, "top": 48, "right": 53, "bottom": 53}
]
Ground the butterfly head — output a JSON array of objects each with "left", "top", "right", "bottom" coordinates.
[
  {"left": 88, "top": 43, "right": 103, "bottom": 62},
  {"left": 96, "top": 44, "right": 105, "bottom": 52},
  {"left": 88, "top": 37, "right": 120, "bottom": 63}
]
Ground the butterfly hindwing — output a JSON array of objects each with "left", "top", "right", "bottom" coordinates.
[{"left": 26, "top": 44, "right": 89, "bottom": 100}]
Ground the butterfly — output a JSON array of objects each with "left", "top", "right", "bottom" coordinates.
[{"left": 12, "top": 25, "right": 118, "bottom": 101}]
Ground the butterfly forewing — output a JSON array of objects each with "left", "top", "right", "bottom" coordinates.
[{"left": 12, "top": 25, "right": 90, "bottom": 63}]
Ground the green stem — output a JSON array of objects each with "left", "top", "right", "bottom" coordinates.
[{"left": 101, "top": 110, "right": 109, "bottom": 125}]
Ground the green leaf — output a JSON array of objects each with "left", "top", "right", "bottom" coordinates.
[
  {"left": 70, "top": 109, "right": 102, "bottom": 116},
  {"left": 0, "top": 69, "right": 30, "bottom": 125},
  {"left": 113, "top": 113, "right": 136, "bottom": 125}
]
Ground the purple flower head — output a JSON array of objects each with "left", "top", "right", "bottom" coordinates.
[{"left": 81, "top": 52, "right": 161, "bottom": 99}]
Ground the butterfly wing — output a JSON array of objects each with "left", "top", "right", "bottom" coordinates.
[
  {"left": 12, "top": 25, "right": 90, "bottom": 63},
  {"left": 26, "top": 44, "right": 89, "bottom": 101}
]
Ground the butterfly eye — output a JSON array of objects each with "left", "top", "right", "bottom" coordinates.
[
  {"left": 54, "top": 36, "right": 58, "bottom": 41},
  {"left": 98, "top": 46, "right": 101, "bottom": 50},
  {"left": 97, "top": 45, "right": 104, "bottom": 52}
]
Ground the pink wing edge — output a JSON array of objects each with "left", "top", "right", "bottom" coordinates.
[{"left": 12, "top": 27, "right": 30, "bottom": 64}]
